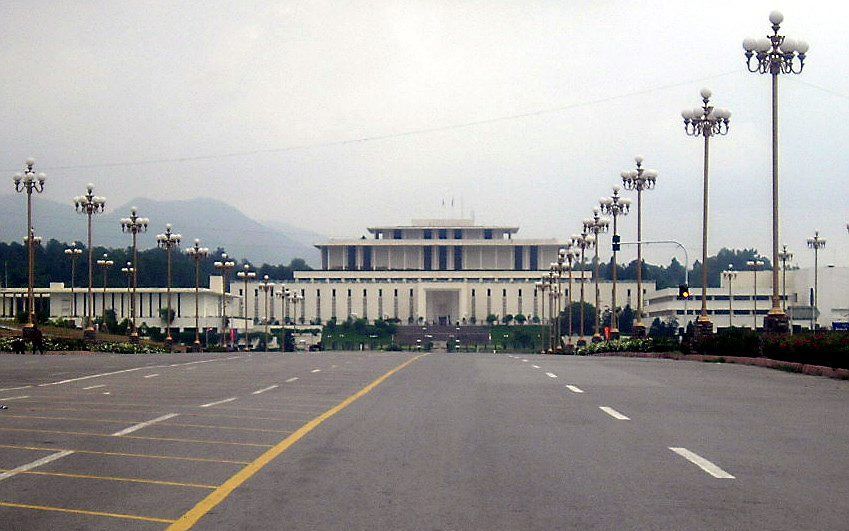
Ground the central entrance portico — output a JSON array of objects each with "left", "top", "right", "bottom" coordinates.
[{"left": 425, "top": 289, "right": 460, "bottom": 325}]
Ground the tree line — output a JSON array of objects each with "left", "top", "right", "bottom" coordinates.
[{"left": 0, "top": 239, "right": 312, "bottom": 289}]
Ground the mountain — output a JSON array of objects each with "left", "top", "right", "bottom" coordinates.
[{"left": 0, "top": 195, "right": 320, "bottom": 266}]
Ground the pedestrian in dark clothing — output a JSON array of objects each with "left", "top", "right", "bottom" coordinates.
[{"left": 31, "top": 329, "right": 45, "bottom": 355}]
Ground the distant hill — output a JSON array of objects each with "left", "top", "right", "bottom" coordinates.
[{"left": 0, "top": 195, "right": 320, "bottom": 266}]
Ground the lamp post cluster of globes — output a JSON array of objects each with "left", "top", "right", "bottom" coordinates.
[
  {"left": 530, "top": 11, "right": 822, "bottom": 350},
  {"left": 10, "top": 158, "right": 307, "bottom": 352}
]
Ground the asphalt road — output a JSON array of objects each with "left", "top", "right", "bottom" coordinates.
[{"left": 0, "top": 351, "right": 847, "bottom": 530}]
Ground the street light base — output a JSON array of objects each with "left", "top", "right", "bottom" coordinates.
[
  {"left": 192, "top": 340, "right": 202, "bottom": 353},
  {"left": 128, "top": 331, "right": 140, "bottom": 344},
  {"left": 609, "top": 328, "right": 620, "bottom": 341},
  {"left": 576, "top": 338, "right": 587, "bottom": 347},
  {"left": 763, "top": 310, "right": 790, "bottom": 334},
  {"left": 21, "top": 323, "right": 38, "bottom": 340},
  {"left": 633, "top": 322, "right": 647, "bottom": 338},
  {"left": 694, "top": 317, "right": 714, "bottom": 340},
  {"left": 591, "top": 334, "right": 603, "bottom": 343},
  {"left": 83, "top": 327, "right": 97, "bottom": 341}
]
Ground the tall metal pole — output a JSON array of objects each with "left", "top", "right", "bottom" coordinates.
[
  {"left": 13, "top": 159, "right": 45, "bottom": 333},
  {"left": 807, "top": 232, "right": 825, "bottom": 330},
  {"left": 744, "top": 11, "right": 807, "bottom": 333}
]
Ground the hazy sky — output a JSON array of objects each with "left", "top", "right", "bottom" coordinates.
[{"left": 1, "top": 1, "right": 847, "bottom": 268}]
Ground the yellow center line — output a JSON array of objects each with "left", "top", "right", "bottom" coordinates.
[
  {"left": 0, "top": 444, "right": 250, "bottom": 465},
  {"left": 0, "top": 501, "right": 176, "bottom": 524},
  {"left": 169, "top": 353, "right": 425, "bottom": 531},
  {"left": 0, "top": 428, "right": 272, "bottom": 448},
  {"left": 0, "top": 468, "right": 217, "bottom": 489}
]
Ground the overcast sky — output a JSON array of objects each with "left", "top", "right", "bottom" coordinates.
[{"left": 1, "top": 1, "right": 847, "bottom": 268}]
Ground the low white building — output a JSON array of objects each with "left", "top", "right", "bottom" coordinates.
[
  {"left": 0, "top": 277, "right": 238, "bottom": 333},
  {"left": 646, "top": 267, "right": 849, "bottom": 330}
]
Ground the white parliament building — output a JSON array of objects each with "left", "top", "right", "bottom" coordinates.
[
  {"left": 236, "top": 218, "right": 644, "bottom": 328},
  {"left": 1, "top": 218, "right": 846, "bottom": 335}
]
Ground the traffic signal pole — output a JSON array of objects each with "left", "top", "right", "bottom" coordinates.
[{"left": 618, "top": 240, "right": 690, "bottom": 324}]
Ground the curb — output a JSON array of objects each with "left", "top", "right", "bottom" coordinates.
[{"left": 593, "top": 351, "right": 849, "bottom": 380}]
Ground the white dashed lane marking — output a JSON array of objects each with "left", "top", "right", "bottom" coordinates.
[
  {"left": 599, "top": 406, "right": 630, "bottom": 420},
  {"left": 285, "top": 377, "right": 299, "bottom": 383},
  {"left": 252, "top": 385, "right": 279, "bottom": 395},
  {"left": 0, "top": 386, "right": 31, "bottom": 392},
  {"left": 82, "top": 385, "right": 105, "bottom": 390},
  {"left": 531, "top": 365, "right": 540, "bottom": 369},
  {"left": 566, "top": 385, "right": 584, "bottom": 393},
  {"left": 199, "top": 397, "right": 237, "bottom": 408},
  {"left": 144, "top": 374, "right": 159, "bottom": 378},
  {"left": 546, "top": 372, "right": 557, "bottom": 378},
  {"left": 0, "top": 450, "right": 75, "bottom": 482},
  {"left": 310, "top": 369, "right": 321, "bottom": 373},
  {"left": 669, "top": 447, "right": 735, "bottom": 479},
  {"left": 112, "top": 413, "right": 180, "bottom": 436},
  {"left": 0, "top": 396, "right": 29, "bottom": 401}
]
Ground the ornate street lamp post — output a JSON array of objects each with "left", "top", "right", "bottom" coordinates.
[
  {"left": 806, "top": 231, "right": 826, "bottom": 330},
  {"left": 213, "top": 253, "right": 236, "bottom": 349},
  {"left": 746, "top": 260, "right": 765, "bottom": 330},
  {"left": 743, "top": 11, "right": 808, "bottom": 333},
  {"left": 74, "top": 184, "right": 106, "bottom": 340},
  {"left": 237, "top": 264, "right": 256, "bottom": 351},
  {"left": 120, "top": 262, "right": 134, "bottom": 323},
  {"left": 13, "top": 158, "right": 46, "bottom": 336},
  {"left": 534, "top": 279, "right": 550, "bottom": 352},
  {"left": 571, "top": 231, "right": 595, "bottom": 347},
  {"left": 120, "top": 208, "right": 149, "bottom": 343},
  {"left": 275, "top": 290, "right": 287, "bottom": 351},
  {"left": 778, "top": 245, "right": 794, "bottom": 314},
  {"left": 584, "top": 208, "right": 610, "bottom": 343},
  {"left": 621, "top": 156, "right": 658, "bottom": 337},
  {"left": 549, "top": 261, "right": 563, "bottom": 352},
  {"left": 563, "top": 245, "right": 576, "bottom": 350},
  {"left": 722, "top": 265, "right": 737, "bottom": 328},
  {"left": 186, "top": 240, "right": 209, "bottom": 351},
  {"left": 156, "top": 225, "right": 181, "bottom": 348},
  {"left": 259, "top": 275, "right": 274, "bottom": 350},
  {"left": 600, "top": 187, "right": 631, "bottom": 339},
  {"left": 64, "top": 243, "right": 82, "bottom": 318},
  {"left": 96, "top": 254, "right": 113, "bottom": 327},
  {"left": 683, "top": 88, "right": 731, "bottom": 339}
]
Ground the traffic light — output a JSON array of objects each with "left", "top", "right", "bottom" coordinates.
[
  {"left": 678, "top": 284, "right": 690, "bottom": 300},
  {"left": 612, "top": 234, "right": 621, "bottom": 252}
]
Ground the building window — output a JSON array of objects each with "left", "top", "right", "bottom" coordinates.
[
  {"left": 514, "top": 246, "right": 523, "bottom": 271},
  {"left": 454, "top": 246, "right": 463, "bottom": 270},
  {"left": 423, "top": 229, "right": 432, "bottom": 240},
  {"left": 454, "top": 229, "right": 462, "bottom": 239},
  {"left": 362, "top": 246, "right": 373, "bottom": 271},
  {"left": 438, "top": 247, "right": 448, "bottom": 271},
  {"left": 423, "top": 247, "right": 433, "bottom": 271},
  {"left": 438, "top": 229, "right": 447, "bottom": 239},
  {"left": 484, "top": 229, "right": 493, "bottom": 240},
  {"left": 347, "top": 247, "right": 357, "bottom": 270},
  {"left": 393, "top": 229, "right": 402, "bottom": 239},
  {"left": 529, "top": 246, "right": 538, "bottom": 270}
]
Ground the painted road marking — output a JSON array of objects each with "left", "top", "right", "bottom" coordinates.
[
  {"left": 83, "top": 384, "right": 106, "bottom": 390},
  {"left": 112, "top": 413, "right": 180, "bottom": 436},
  {"left": 199, "top": 397, "right": 237, "bottom": 408},
  {"left": 0, "top": 468, "right": 217, "bottom": 489},
  {"left": 39, "top": 357, "right": 241, "bottom": 387},
  {"left": 531, "top": 364, "right": 540, "bottom": 369},
  {"left": 0, "top": 501, "right": 176, "bottom": 524},
  {"left": 0, "top": 427, "right": 270, "bottom": 448},
  {"left": 285, "top": 377, "right": 299, "bottom": 383},
  {"left": 599, "top": 406, "right": 630, "bottom": 420},
  {"left": 566, "top": 385, "right": 584, "bottom": 393},
  {"left": 669, "top": 447, "right": 735, "bottom": 479},
  {"left": 0, "top": 444, "right": 251, "bottom": 464},
  {"left": 252, "top": 385, "right": 279, "bottom": 395},
  {"left": 310, "top": 369, "right": 321, "bottom": 373},
  {"left": 0, "top": 385, "right": 31, "bottom": 392},
  {"left": 0, "top": 450, "right": 74, "bottom": 482},
  {"left": 144, "top": 374, "right": 159, "bottom": 378},
  {"left": 102, "top": 392, "right": 111, "bottom": 395},
  {"left": 522, "top": 359, "right": 529, "bottom": 362},
  {"left": 0, "top": 395, "right": 29, "bottom": 401},
  {"left": 168, "top": 354, "right": 426, "bottom": 531},
  {"left": 546, "top": 372, "right": 558, "bottom": 378}
]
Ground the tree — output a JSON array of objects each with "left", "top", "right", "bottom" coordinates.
[
  {"left": 502, "top": 314, "right": 514, "bottom": 325},
  {"left": 618, "top": 305, "right": 635, "bottom": 336},
  {"left": 485, "top": 314, "right": 498, "bottom": 326},
  {"left": 515, "top": 313, "right": 527, "bottom": 325},
  {"left": 563, "top": 301, "right": 596, "bottom": 337}
]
